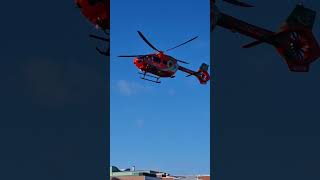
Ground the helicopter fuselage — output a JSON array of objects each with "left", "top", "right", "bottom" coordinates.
[
  {"left": 118, "top": 31, "right": 210, "bottom": 84},
  {"left": 133, "top": 52, "right": 179, "bottom": 77}
]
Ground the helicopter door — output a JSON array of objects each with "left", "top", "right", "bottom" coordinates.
[
  {"left": 167, "top": 57, "right": 175, "bottom": 68},
  {"left": 165, "top": 57, "right": 178, "bottom": 72},
  {"left": 167, "top": 60, "right": 174, "bottom": 67}
]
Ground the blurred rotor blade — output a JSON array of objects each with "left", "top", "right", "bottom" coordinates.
[
  {"left": 96, "top": 47, "right": 108, "bottom": 56},
  {"left": 223, "top": 0, "right": 254, "bottom": 7},
  {"left": 176, "top": 59, "right": 189, "bottom": 64},
  {"left": 137, "top": 31, "right": 161, "bottom": 52},
  {"left": 89, "top": 34, "right": 109, "bottom": 41},
  {"left": 165, "top": 36, "right": 198, "bottom": 52}
]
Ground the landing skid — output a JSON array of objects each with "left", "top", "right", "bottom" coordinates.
[
  {"left": 138, "top": 72, "right": 161, "bottom": 83},
  {"left": 89, "top": 30, "right": 109, "bottom": 56}
]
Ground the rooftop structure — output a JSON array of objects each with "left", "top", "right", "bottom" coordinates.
[{"left": 110, "top": 166, "right": 210, "bottom": 180}]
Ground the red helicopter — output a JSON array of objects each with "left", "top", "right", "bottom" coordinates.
[
  {"left": 76, "top": 0, "right": 109, "bottom": 56},
  {"left": 118, "top": 31, "right": 211, "bottom": 84},
  {"left": 212, "top": 0, "right": 320, "bottom": 72}
]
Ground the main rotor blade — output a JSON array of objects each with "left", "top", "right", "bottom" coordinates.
[
  {"left": 165, "top": 36, "right": 198, "bottom": 52},
  {"left": 89, "top": 34, "right": 109, "bottom": 41},
  {"left": 176, "top": 59, "right": 189, "bottom": 64},
  {"left": 223, "top": 0, "right": 254, "bottom": 7},
  {"left": 137, "top": 31, "right": 161, "bottom": 52},
  {"left": 96, "top": 47, "right": 109, "bottom": 56}
]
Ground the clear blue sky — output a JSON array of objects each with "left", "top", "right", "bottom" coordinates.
[{"left": 110, "top": 0, "right": 210, "bottom": 175}]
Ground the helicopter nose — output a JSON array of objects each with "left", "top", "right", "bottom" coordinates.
[
  {"left": 134, "top": 58, "right": 143, "bottom": 68},
  {"left": 134, "top": 58, "right": 140, "bottom": 65}
]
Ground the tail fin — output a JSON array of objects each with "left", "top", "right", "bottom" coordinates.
[
  {"left": 276, "top": 5, "right": 319, "bottom": 71},
  {"left": 179, "top": 63, "right": 211, "bottom": 84},
  {"left": 241, "top": 4, "right": 316, "bottom": 49},
  {"left": 239, "top": 4, "right": 319, "bottom": 72},
  {"left": 284, "top": 4, "right": 316, "bottom": 29},
  {"left": 193, "top": 63, "right": 211, "bottom": 84}
]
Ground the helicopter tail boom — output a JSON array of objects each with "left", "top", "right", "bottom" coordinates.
[
  {"left": 242, "top": 5, "right": 319, "bottom": 72},
  {"left": 178, "top": 63, "right": 211, "bottom": 84}
]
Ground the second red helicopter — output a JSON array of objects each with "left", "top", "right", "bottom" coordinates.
[{"left": 211, "top": 0, "right": 320, "bottom": 72}]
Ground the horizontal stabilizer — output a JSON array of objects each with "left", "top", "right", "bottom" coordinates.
[{"left": 242, "top": 32, "right": 283, "bottom": 48}]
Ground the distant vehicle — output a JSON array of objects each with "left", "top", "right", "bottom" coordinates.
[
  {"left": 212, "top": 1, "right": 320, "bottom": 72},
  {"left": 118, "top": 31, "right": 211, "bottom": 84},
  {"left": 76, "top": 0, "right": 109, "bottom": 56}
]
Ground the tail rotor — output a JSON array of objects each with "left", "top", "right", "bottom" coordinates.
[{"left": 182, "top": 63, "right": 211, "bottom": 84}]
